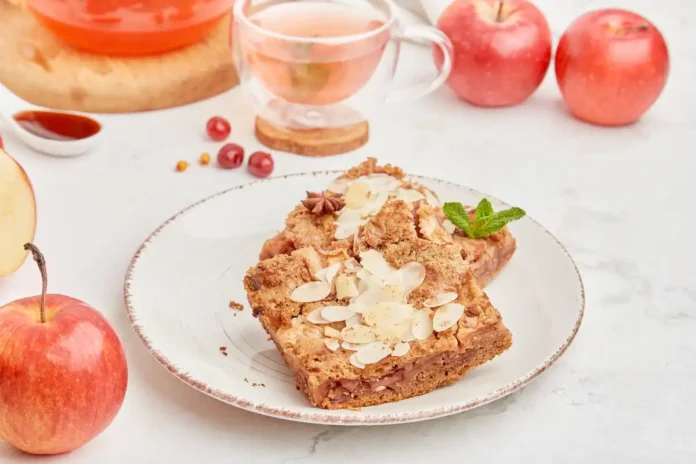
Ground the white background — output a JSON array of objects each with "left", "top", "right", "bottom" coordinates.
[{"left": 1, "top": 0, "right": 695, "bottom": 462}]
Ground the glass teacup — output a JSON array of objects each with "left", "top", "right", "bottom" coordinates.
[{"left": 232, "top": 0, "right": 453, "bottom": 130}]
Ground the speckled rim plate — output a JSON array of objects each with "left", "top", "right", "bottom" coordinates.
[{"left": 124, "top": 171, "right": 584, "bottom": 425}]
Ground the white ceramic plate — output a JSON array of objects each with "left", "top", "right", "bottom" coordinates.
[{"left": 124, "top": 172, "right": 584, "bottom": 425}]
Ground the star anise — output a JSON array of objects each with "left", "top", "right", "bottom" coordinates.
[{"left": 302, "top": 191, "right": 345, "bottom": 215}]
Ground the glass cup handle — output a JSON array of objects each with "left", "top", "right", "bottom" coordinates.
[{"left": 387, "top": 24, "right": 454, "bottom": 103}]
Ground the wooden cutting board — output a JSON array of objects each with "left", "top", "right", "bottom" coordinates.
[{"left": 0, "top": 2, "right": 239, "bottom": 113}]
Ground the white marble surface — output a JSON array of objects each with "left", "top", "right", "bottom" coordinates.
[{"left": 1, "top": 0, "right": 695, "bottom": 462}]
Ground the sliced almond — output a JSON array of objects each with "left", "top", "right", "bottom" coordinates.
[
  {"left": 379, "top": 281, "right": 406, "bottom": 302},
  {"left": 321, "top": 306, "right": 356, "bottom": 322},
  {"left": 353, "top": 289, "right": 383, "bottom": 307},
  {"left": 391, "top": 342, "right": 410, "bottom": 357},
  {"left": 291, "top": 281, "right": 331, "bottom": 303},
  {"left": 306, "top": 308, "right": 331, "bottom": 324},
  {"left": 349, "top": 352, "right": 365, "bottom": 369},
  {"left": 356, "top": 274, "right": 382, "bottom": 296},
  {"left": 364, "top": 174, "right": 401, "bottom": 193},
  {"left": 412, "top": 310, "right": 434, "bottom": 340},
  {"left": 345, "top": 181, "right": 371, "bottom": 209},
  {"left": 356, "top": 341, "right": 392, "bottom": 365},
  {"left": 335, "top": 210, "right": 364, "bottom": 239},
  {"left": 327, "top": 178, "right": 351, "bottom": 194},
  {"left": 423, "top": 189, "right": 440, "bottom": 206},
  {"left": 355, "top": 267, "right": 373, "bottom": 281},
  {"left": 399, "top": 326, "right": 416, "bottom": 342},
  {"left": 336, "top": 209, "right": 362, "bottom": 224},
  {"left": 347, "top": 303, "right": 368, "bottom": 314},
  {"left": 354, "top": 282, "right": 405, "bottom": 306},
  {"left": 352, "top": 230, "right": 361, "bottom": 255},
  {"left": 342, "top": 341, "right": 361, "bottom": 351},
  {"left": 396, "top": 304, "right": 417, "bottom": 320},
  {"left": 442, "top": 219, "right": 456, "bottom": 234},
  {"left": 314, "top": 268, "right": 327, "bottom": 282},
  {"left": 324, "top": 263, "right": 342, "bottom": 285},
  {"left": 396, "top": 188, "right": 426, "bottom": 203},
  {"left": 341, "top": 325, "right": 378, "bottom": 344},
  {"left": 374, "top": 386, "right": 386, "bottom": 392},
  {"left": 362, "top": 189, "right": 389, "bottom": 216},
  {"left": 324, "top": 339, "right": 340, "bottom": 351},
  {"left": 433, "top": 303, "right": 465, "bottom": 332},
  {"left": 324, "top": 326, "right": 343, "bottom": 339},
  {"left": 361, "top": 302, "right": 401, "bottom": 328},
  {"left": 399, "top": 262, "right": 426, "bottom": 294},
  {"left": 335, "top": 222, "right": 361, "bottom": 240},
  {"left": 375, "top": 327, "right": 396, "bottom": 344},
  {"left": 423, "top": 292, "right": 459, "bottom": 308},
  {"left": 359, "top": 250, "right": 399, "bottom": 283},
  {"left": 375, "top": 321, "right": 412, "bottom": 344},
  {"left": 345, "top": 313, "right": 362, "bottom": 327},
  {"left": 336, "top": 274, "right": 359, "bottom": 300}
]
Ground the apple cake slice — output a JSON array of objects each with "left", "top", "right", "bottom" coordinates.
[
  {"left": 259, "top": 158, "right": 517, "bottom": 286},
  {"left": 245, "top": 199, "right": 512, "bottom": 409}
]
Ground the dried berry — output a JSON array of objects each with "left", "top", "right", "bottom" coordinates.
[
  {"left": 248, "top": 151, "right": 274, "bottom": 178},
  {"left": 217, "top": 143, "right": 244, "bottom": 169},
  {"left": 206, "top": 116, "right": 231, "bottom": 142}
]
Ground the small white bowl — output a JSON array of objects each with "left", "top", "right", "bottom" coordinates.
[{"left": 4, "top": 110, "right": 102, "bottom": 157}]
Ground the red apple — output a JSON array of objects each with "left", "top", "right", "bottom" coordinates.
[
  {"left": 0, "top": 148, "right": 37, "bottom": 277},
  {"left": 0, "top": 244, "right": 127, "bottom": 455},
  {"left": 434, "top": 0, "right": 552, "bottom": 107},
  {"left": 555, "top": 9, "right": 669, "bottom": 126}
]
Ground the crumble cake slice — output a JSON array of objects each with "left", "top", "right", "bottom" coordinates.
[
  {"left": 259, "top": 158, "right": 516, "bottom": 286},
  {"left": 245, "top": 200, "right": 512, "bottom": 409}
]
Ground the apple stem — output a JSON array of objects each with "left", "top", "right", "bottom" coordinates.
[
  {"left": 616, "top": 23, "right": 650, "bottom": 35},
  {"left": 496, "top": 1, "right": 504, "bottom": 22},
  {"left": 630, "top": 24, "right": 650, "bottom": 32},
  {"left": 23, "top": 243, "right": 47, "bottom": 324}
]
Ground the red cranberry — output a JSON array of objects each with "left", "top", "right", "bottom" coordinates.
[
  {"left": 217, "top": 143, "right": 244, "bottom": 169},
  {"left": 206, "top": 116, "right": 231, "bottom": 142},
  {"left": 248, "top": 151, "right": 274, "bottom": 178}
]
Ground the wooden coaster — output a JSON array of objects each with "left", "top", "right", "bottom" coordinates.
[
  {"left": 0, "top": 2, "right": 238, "bottom": 113},
  {"left": 255, "top": 117, "right": 369, "bottom": 157}
]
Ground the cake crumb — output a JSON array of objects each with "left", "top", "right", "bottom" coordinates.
[
  {"left": 244, "top": 377, "right": 249, "bottom": 383},
  {"left": 219, "top": 346, "right": 228, "bottom": 356},
  {"left": 252, "top": 383, "right": 266, "bottom": 388},
  {"left": 229, "top": 301, "right": 244, "bottom": 311}
]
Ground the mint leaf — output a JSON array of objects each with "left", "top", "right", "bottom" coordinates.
[
  {"left": 473, "top": 207, "right": 526, "bottom": 238},
  {"left": 475, "top": 198, "right": 494, "bottom": 220},
  {"left": 443, "top": 202, "right": 474, "bottom": 238}
]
